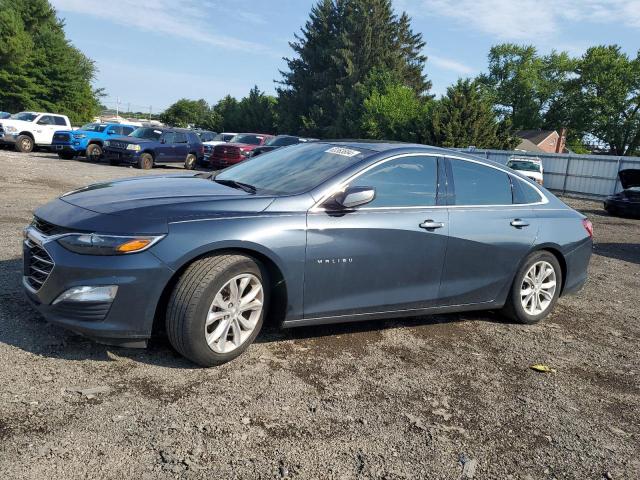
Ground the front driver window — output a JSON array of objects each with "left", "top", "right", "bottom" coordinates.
[
  {"left": 163, "top": 132, "right": 176, "bottom": 144},
  {"left": 349, "top": 155, "right": 438, "bottom": 207}
]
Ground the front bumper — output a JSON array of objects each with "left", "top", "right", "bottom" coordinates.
[
  {"left": 51, "top": 143, "right": 84, "bottom": 154},
  {"left": 209, "top": 156, "right": 245, "bottom": 169},
  {"left": 103, "top": 148, "right": 139, "bottom": 164},
  {"left": 22, "top": 227, "right": 174, "bottom": 346},
  {"left": 0, "top": 132, "right": 18, "bottom": 144},
  {"left": 604, "top": 198, "right": 640, "bottom": 218}
]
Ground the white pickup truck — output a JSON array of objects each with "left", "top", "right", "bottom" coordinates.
[{"left": 0, "top": 111, "right": 71, "bottom": 153}]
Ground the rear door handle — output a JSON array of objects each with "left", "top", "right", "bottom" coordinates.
[
  {"left": 420, "top": 220, "right": 445, "bottom": 230},
  {"left": 510, "top": 219, "right": 530, "bottom": 228}
]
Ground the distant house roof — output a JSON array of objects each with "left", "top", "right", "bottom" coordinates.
[
  {"left": 517, "top": 130, "right": 557, "bottom": 145},
  {"left": 514, "top": 138, "right": 547, "bottom": 153}
]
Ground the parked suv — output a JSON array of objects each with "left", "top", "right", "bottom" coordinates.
[
  {"left": 103, "top": 127, "right": 204, "bottom": 169},
  {"left": 210, "top": 133, "right": 273, "bottom": 168},
  {"left": 51, "top": 123, "right": 138, "bottom": 160},
  {"left": 0, "top": 112, "right": 71, "bottom": 152}
]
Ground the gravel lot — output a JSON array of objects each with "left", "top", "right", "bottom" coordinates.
[{"left": 0, "top": 149, "right": 638, "bottom": 479}]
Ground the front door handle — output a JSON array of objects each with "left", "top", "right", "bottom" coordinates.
[
  {"left": 420, "top": 220, "right": 445, "bottom": 230},
  {"left": 510, "top": 219, "right": 530, "bottom": 228}
]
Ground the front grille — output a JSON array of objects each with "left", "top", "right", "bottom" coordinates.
[
  {"left": 213, "top": 145, "right": 240, "bottom": 159},
  {"left": 32, "top": 217, "right": 75, "bottom": 236},
  {"left": 24, "top": 239, "right": 54, "bottom": 291},
  {"left": 109, "top": 141, "right": 129, "bottom": 150},
  {"left": 53, "top": 132, "right": 71, "bottom": 142}
]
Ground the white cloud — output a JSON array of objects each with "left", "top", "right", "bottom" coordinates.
[
  {"left": 50, "top": 0, "right": 276, "bottom": 55},
  {"left": 428, "top": 54, "right": 475, "bottom": 74},
  {"left": 400, "top": 0, "right": 640, "bottom": 41}
]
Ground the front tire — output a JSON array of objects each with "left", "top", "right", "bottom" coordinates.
[
  {"left": 184, "top": 153, "right": 197, "bottom": 170},
  {"left": 138, "top": 153, "right": 153, "bottom": 169},
  {"left": 502, "top": 250, "right": 562, "bottom": 324},
  {"left": 15, "top": 135, "right": 34, "bottom": 153},
  {"left": 86, "top": 144, "right": 103, "bottom": 162},
  {"left": 166, "top": 254, "right": 268, "bottom": 367}
]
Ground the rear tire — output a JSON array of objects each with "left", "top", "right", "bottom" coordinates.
[
  {"left": 502, "top": 250, "right": 562, "bottom": 324},
  {"left": 15, "top": 135, "right": 34, "bottom": 153},
  {"left": 86, "top": 144, "right": 103, "bottom": 162},
  {"left": 138, "top": 153, "right": 153, "bottom": 170},
  {"left": 166, "top": 254, "right": 268, "bottom": 367},
  {"left": 184, "top": 153, "right": 197, "bottom": 170}
]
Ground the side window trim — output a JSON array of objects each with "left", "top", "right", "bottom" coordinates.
[{"left": 311, "top": 152, "right": 548, "bottom": 211}]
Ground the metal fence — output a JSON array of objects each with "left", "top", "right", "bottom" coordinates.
[{"left": 457, "top": 148, "right": 640, "bottom": 198}]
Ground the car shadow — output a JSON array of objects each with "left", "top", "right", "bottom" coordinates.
[
  {"left": 593, "top": 242, "right": 640, "bottom": 265},
  {"left": 0, "top": 257, "right": 509, "bottom": 369}
]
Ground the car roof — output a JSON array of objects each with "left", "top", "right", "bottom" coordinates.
[{"left": 318, "top": 140, "right": 511, "bottom": 171}]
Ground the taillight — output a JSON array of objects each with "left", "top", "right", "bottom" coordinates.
[{"left": 582, "top": 218, "right": 593, "bottom": 238}]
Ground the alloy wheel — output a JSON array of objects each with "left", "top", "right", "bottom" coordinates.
[
  {"left": 205, "top": 273, "right": 264, "bottom": 353},
  {"left": 520, "top": 261, "right": 557, "bottom": 316}
]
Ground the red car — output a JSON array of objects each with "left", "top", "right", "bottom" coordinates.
[{"left": 209, "top": 133, "right": 273, "bottom": 169}]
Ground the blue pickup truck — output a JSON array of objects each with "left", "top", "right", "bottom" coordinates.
[{"left": 51, "top": 123, "right": 138, "bottom": 160}]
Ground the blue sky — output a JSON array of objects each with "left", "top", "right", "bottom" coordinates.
[{"left": 50, "top": 0, "right": 640, "bottom": 113}]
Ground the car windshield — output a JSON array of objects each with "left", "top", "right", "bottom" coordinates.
[
  {"left": 130, "top": 127, "right": 162, "bottom": 140},
  {"left": 215, "top": 143, "right": 372, "bottom": 195},
  {"left": 11, "top": 112, "right": 38, "bottom": 122},
  {"left": 507, "top": 160, "right": 541, "bottom": 172},
  {"left": 230, "top": 134, "right": 263, "bottom": 145},
  {"left": 80, "top": 123, "right": 108, "bottom": 132},
  {"left": 266, "top": 136, "right": 297, "bottom": 147}
]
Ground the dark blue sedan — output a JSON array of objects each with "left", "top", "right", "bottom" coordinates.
[{"left": 23, "top": 142, "right": 592, "bottom": 366}]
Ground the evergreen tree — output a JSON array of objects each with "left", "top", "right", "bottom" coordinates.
[
  {"left": 238, "top": 86, "right": 278, "bottom": 133},
  {"left": 278, "top": 0, "right": 430, "bottom": 137},
  {"left": 0, "top": 0, "right": 101, "bottom": 123},
  {"left": 431, "top": 79, "right": 517, "bottom": 149}
]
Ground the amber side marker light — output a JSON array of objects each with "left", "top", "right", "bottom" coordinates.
[{"left": 116, "top": 239, "right": 153, "bottom": 253}]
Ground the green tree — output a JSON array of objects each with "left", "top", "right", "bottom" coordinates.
[
  {"left": 237, "top": 86, "right": 277, "bottom": 133},
  {"left": 160, "top": 98, "right": 213, "bottom": 128},
  {"left": 360, "top": 69, "right": 429, "bottom": 141},
  {"left": 572, "top": 46, "right": 640, "bottom": 156},
  {"left": 278, "top": 0, "right": 430, "bottom": 137},
  {"left": 212, "top": 95, "right": 242, "bottom": 132},
  {"left": 479, "top": 44, "right": 576, "bottom": 131},
  {"left": 431, "top": 79, "right": 517, "bottom": 149},
  {"left": 0, "top": 0, "right": 101, "bottom": 123}
]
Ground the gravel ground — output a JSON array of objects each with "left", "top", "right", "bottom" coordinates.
[{"left": 0, "top": 149, "right": 638, "bottom": 479}]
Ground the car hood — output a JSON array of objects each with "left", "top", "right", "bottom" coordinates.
[
  {"left": 619, "top": 169, "right": 640, "bottom": 189},
  {"left": 0, "top": 119, "right": 33, "bottom": 129},
  {"left": 219, "top": 142, "right": 259, "bottom": 150},
  {"left": 52, "top": 173, "right": 275, "bottom": 222}
]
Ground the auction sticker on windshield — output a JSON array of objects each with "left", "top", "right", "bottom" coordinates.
[{"left": 325, "top": 147, "right": 361, "bottom": 157}]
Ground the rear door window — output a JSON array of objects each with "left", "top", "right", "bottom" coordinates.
[
  {"left": 512, "top": 177, "right": 543, "bottom": 204},
  {"left": 448, "top": 159, "right": 513, "bottom": 205},
  {"left": 53, "top": 116, "right": 67, "bottom": 126},
  {"left": 350, "top": 155, "right": 439, "bottom": 207}
]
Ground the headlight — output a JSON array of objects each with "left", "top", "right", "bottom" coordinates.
[
  {"left": 126, "top": 144, "right": 141, "bottom": 151},
  {"left": 4, "top": 126, "right": 17, "bottom": 133},
  {"left": 241, "top": 150, "right": 251, "bottom": 157},
  {"left": 73, "top": 134, "right": 86, "bottom": 139},
  {"left": 57, "top": 234, "right": 164, "bottom": 255}
]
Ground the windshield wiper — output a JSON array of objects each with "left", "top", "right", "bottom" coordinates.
[{"left": 214, "top": 178, "right": 257, "bottom": 194}]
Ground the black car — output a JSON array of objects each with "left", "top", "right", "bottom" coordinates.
[
  {"left": 604, "top": 169, "right": 640, "bottom": 218},
  {"left": 249, "top": 135, "right": 311, "bottom": 158},
  {"left": 194, "top": 129, "right": 217, "bottom": 143},
  {"left": 103, "top": 127, "right": 204, "bottom": 170}
]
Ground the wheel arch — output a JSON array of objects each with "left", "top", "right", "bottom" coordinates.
[
  {"left": 18, "top": 131, "right": 35, "bottom": 139},
  {"left": 528, "top": 243, "right": 568, "bottom": 295},
  {"left": 88, "top": 139, "right": 103, "bottom": 146},
  {"left": 152, "top": 245, "right": 288, "bottom": 336}
]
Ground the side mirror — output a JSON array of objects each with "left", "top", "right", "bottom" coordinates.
[
  {"left": 326, "top": 186, "right": 375, "bottom": 210},
  {"left": 160, "top": 138, "right": 166, "bottom": 144}
]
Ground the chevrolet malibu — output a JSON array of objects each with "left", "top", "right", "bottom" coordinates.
[{"left": 23, "top": 142, "right": 593, "bottom": 366}]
